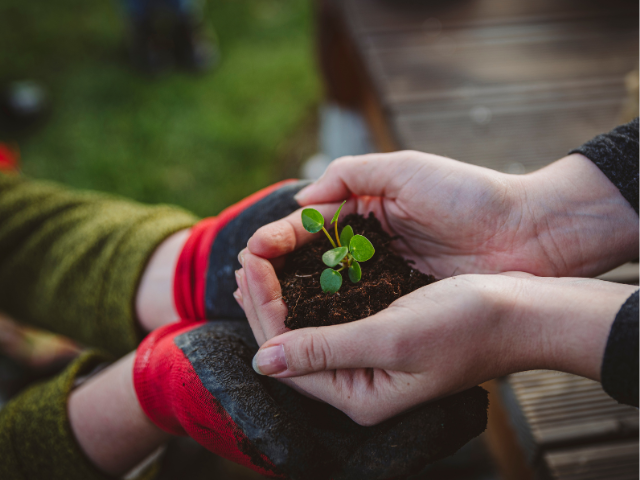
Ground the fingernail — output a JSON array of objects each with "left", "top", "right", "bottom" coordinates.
[
  {"left": 252, "top": 345, "right": 288, "bottom": 376},
  {"left": 294, "top": 184, "right": 314, "bottom": 203},
  {"left": 233, "top": 289, "right": 243, "bottom": 306},
  {"left": 238, "top": 249, "right": 246, "bottom": 267},
  {"left": 235, "top": 269, "right": 242, "bottom": 287}
]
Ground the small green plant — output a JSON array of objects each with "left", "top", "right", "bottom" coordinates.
[{"left": 301, "top": 201, "right": 375, "bottom": 293}]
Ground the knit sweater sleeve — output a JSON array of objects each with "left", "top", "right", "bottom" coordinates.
[
  {"left": 0, "top": 174, "right": 198, "bottom": 357},
  {"left": 600, "top": 290, "right": 639, "bottom": 407},
  {"left": 0, "top": 351, "right": 158, "bottom": 480},
  {"left": 569, "top": 117, "right": 639, "bottom": 213}
]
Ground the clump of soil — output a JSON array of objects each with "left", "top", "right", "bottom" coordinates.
[{"left": 279, "top": 212, "right": 437, "bottom": 330}]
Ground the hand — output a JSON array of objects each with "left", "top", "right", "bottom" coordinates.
[
  {"left": 283, "top": 151, "right": 638, "bottom": 278},
  {"left": 236, "top": 249, "right": 636, "bottom": 425}
]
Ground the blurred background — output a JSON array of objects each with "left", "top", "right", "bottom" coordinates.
[
  {"left": 0, "top": 0, "right": 320, "bottom": 216},
  {"left": 0, "top": 0, "right": 638, "bottom": 478}
]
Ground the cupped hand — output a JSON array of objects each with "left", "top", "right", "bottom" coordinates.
[
  {"left": 235, "top": 249, "right": 635, "bottom": 426},
  {"left": 277, "top": 151, "right": 637, "bottom": 278}
]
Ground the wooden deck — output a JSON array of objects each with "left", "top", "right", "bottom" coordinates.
[
  {"left": 500, "top": 371, "right": 639, "bottom": 479},
  {"left": 332, "top": 0, "right": 638, "bottom": 173}
]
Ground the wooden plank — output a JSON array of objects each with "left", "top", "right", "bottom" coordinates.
[
  {"left": 539, "top": 439, "right": 639, "bottom": 480},
  {"left": 369, "top": 18, "right": 636, "bottom": 170},
  {"left": 341, "top": 0, "right": 638, "bottom": 34},
  {"left": 500, "top": 371, "right": 639, "bottom": 458},
  {"left": 366, "top": 20, "right": 637, "bottom": 105},
  {"left": 336, "top": 0, "right": 637, "bottom": 172}
]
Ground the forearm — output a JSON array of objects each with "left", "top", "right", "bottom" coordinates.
[
  {"left": 500, "top": 275, "right": 638, "bottom": 382},
  {"left": 68, "top": 353, "right": 172, "bottom": 477},
  {"left": 0, "top": 174, "right": 197, "bottom": 355},
  {"left": 520, "top": 154, "right": 638, "bottom": 277}
]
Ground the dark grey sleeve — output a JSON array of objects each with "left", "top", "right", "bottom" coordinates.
[
  {"left": 600, "top": 290, "right": 639, "bottom": 407},
  {"left": 569, "top": 118, "right": 639, "bottom": 214}
]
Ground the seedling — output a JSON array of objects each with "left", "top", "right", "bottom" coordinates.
[{"left": 301, "top": 201, "right": 375, "bottom": 293}]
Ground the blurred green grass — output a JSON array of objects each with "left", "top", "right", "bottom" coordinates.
[{"left": 0, "top": 0, "right": 320, "bottom": 216}]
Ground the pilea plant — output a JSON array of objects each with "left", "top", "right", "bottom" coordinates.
[{"left": 301, "top": 201, "right": 375, "bottom": 293}]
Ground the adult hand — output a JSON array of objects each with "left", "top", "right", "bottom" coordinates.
[
  {"left": 235, "top": 249, "right": 636, "bottom": 426},
  {"left": 273, "top": 151, "right": 637, "bottom": 278}
]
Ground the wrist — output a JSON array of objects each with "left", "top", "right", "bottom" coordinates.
[
  {"left": 498, "top": 275, "right": 637, "bottom": 381},
  {"left": 520, "top": 154, "right": 639, "bottom": 276},
  {"left": 136, "top": 228, "right": 191, "bottom": 331},
  {"left": 68, "top": 352, "right": 172, "bottom": 477}
]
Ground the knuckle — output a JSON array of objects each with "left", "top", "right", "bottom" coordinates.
[
  {"left": 327, "top": 155, "right": 356, "bottom": 174},
  {"left": 291, "top": 332, "right": 332, "bottom": 372},
  {"left": 331, "top": 155, "right": 353, "bottom": 167},
  {"left": 269, "top": 222, "right": 294, "bottom": 245},
  {"left": 253, "top": 221, "right": 296, "bottom": 254}
]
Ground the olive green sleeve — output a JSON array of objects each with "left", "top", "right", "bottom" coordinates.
[
  {"left": 0, "top": 174, "right": 198, "bottom": 356},
  {"left": 0, "top": 351, "right": 158, "bottom": 480}
]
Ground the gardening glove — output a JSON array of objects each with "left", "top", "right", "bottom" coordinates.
[
  {"left": 134, "top": 320, "right": 489, "bottom": 480},
  {"left": 174, "top": 179, "right": 308, "bottom": 321}
]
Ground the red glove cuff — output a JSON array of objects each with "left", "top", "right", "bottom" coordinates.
[
  {"left": 133, "top": 321, "right": 204, "bottom": 435},
  {"left": 174, "top": 179, "right": 297, "bottom": 322},
  {"left": 133, "top": 321, "right": 281, "bottom": 476}
]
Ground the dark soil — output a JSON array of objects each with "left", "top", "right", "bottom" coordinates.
[{"left": 279, "top": 212, "right": 437, "bottom": 329}]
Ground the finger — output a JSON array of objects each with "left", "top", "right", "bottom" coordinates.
[
  {"left": 251, "top": 306, "right": 410, "bottom": 377},
  {"left": 232, "top": 288, "right": 244, "bottom": 310},
  {"left": 293, "top": 152, "right": 428, "bottom": 205},
  {"left": 247, "top": 200, "right": 357, "bottom": 259},
  {"left": 236, "top": 268, "right": 267, "bottom": 345},
  {"left": 243, "top": 252, "right": 289, "bottom": 339},
  {"left": 239, "top": 247, "right": 285, "bottom": 273}
]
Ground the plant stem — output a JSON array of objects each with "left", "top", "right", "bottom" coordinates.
[
  {"left": 335, "top": 266, "right": 345, "bottom": 272},
  {"left": 335, "top": 222, "right": 341, "bottom": 247},
  {"left": 321, "top": 227, "right": 337, "bottom": 248}
]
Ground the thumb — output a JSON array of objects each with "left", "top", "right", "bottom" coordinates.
[
  {"left": 250, "top": 311, "right": 404, "bottom": 377},
  {"left": 293, "top": 152, "right": 423, "bottom": 205}
]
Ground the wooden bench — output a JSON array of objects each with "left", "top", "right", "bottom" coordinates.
[
  {"left": 318, "top": 1, "right": 639, "bottom": 478},
  {"left": 320, "top": 0, "right": 637, "bottom": 168},
  {"left": 499, "top": 371, "right": 639, "bottom": 479}
]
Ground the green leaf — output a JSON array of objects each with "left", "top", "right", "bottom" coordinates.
[
  {"left": 301, "top": 208, "right": 325, "bottom": 234},
  {"left": 322, "top": 246, "right": 349, "bottom": 267},
  {"left": 320, "top": 268, "right": 342, "bottom": 293},
  {"left": 339, "top": 225, "right": 354, "bottom": 248},
  {"left": 348, "top": 261, "right": 362, "bottom": 283},
  {"left": 349, "top": 235, "right": 375, "bottom": 262},
  {"left": 331, "top": 200, "right": 347, "bottom": 224}
]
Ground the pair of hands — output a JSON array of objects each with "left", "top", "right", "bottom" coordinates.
[{"left": 235, "top": 150, "right": 638, "bottom": 426}]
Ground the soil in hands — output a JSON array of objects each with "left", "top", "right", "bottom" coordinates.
[{"left": 279, "top": 212, "right": 437, "bottom": 330}]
